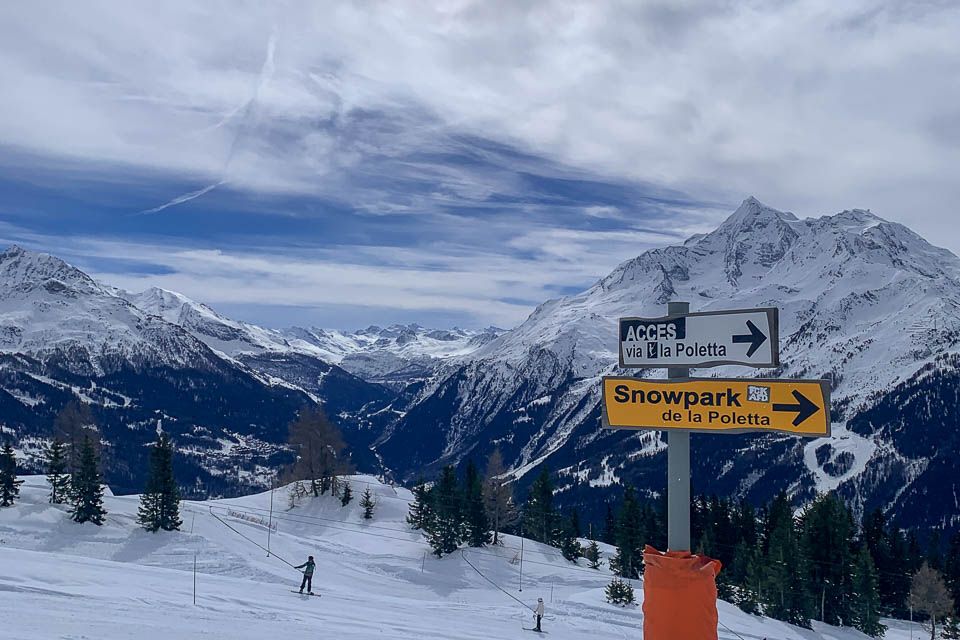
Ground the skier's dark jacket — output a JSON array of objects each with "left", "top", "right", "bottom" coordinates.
[{"left": 295, "top": 559, "right": 316, "bottom": 576}]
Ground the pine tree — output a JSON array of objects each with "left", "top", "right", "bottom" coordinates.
[
  {"left": 734, "top": 499, "right": 759, "bottom": 549},
  {"left": 523, "top": 466, "right": 556, "bottom": 545},
  {"left": 0, "top": 443, "right": 23, "bottom": 507},
  {"left": 605, "top": 577, "right": 635, "bottom": 606},
  {"left": 907, "top": 531, "right": 925, "bottom": 575},
  {"left": 71, "top": 436, "right": 106, "bottom": 525},
  {"left": 340, "top": 481, "right": 353, "bottom": 507},
  {"left": 585, "top": 539, "right": 603, "bottom": 570},
  {"left": 463, "top": 461, "right": 491, "bottom": 547},
  {"left": 800, "top": 493, "right": 854, "bottom": 625},
  {"left": 425, "top": 465, "right": 462, "bottom": 557},
  {"left": 738, "top": 545, "right": 764, "bottom": 615},
  {"left": 863, "top": 508, "right": 906, "bottom": 617},
  {"left": 927, "top": 529, "right": 945, "bottom": 572},
  {"left": 887, "top": 526, "right": 912, "bottom": 617},
  {"left": 137, "top": 433, "right": 182, "bottom": 532},
  {"left": 602, "top": 503, "right": 617, "bottom": 545},
  {"left": 406, "top": 479, "right": 431, "bottom": 530},
  {"left": 851, "top": 543, "right": 886, "bottom": 638},
  {"left": 360, "top": 487, "right": 376, "bottom": 520},
  {"left": 558, "top": 511, "right": 583, "bottom": 562},
  {"left": 45, "top": 438, "right": 71, "bottom": 504},
  {"left": 762, "top": 492, "right": 811, "bottom": 627},
  {"left": 611, "top": 485, "right": 644, "bottom": 579},
  {"left": 570, "top": 507, "right": 582, "bottom": 538}
]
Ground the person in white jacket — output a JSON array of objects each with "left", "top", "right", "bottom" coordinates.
[{"left": 533, "top": 598, "right": 545, "bottom": 632}]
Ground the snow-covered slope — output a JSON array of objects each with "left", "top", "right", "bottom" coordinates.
[
  {"left": 0, "top": 475, "right": 924, "bottom": 640},
  {"left": 378, "top": 198, "right": 960, "bottom": 530}
]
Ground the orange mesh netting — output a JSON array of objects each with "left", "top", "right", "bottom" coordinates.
[{"left": 642, "top": 545, "right": 722, "bottom": 640}]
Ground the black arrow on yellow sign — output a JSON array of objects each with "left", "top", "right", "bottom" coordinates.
[
  {"left": 772, "top": 390, "right": 821, "bottom": 426},
  {"left": 732, "top": 320, "right": 768, "bottom": 357}
]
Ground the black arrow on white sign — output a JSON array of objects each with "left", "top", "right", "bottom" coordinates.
[
  {"left": 773, "top": 390, "right": 821, "bottom": 426},
  {"left": 732, "top": 320, "right": 768, "bottom": 357}
]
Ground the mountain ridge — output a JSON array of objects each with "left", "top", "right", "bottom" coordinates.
[
  {"left": 375, "top": 197, "right": 960, "bottom": 532},
  {"left": 4, "top": 196, "right": 960, "bottom": 532}
]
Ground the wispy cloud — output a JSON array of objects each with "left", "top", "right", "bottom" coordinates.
[
  {"left": 0, "top": 225, "right": 682, "bottom": 328},
  {"left": 2, "top": 1, "right": 959, "bottom": 327},
  {"left": 1, "top": 1, "right": 958, "bottom": 234}
]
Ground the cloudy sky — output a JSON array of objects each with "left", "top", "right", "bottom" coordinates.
[{"left": 1, "top": 1, "right": 958, "bottom": 329}]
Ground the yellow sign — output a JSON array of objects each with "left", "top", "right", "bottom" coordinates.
[{"left": 601, "top": 377, "right": 831, "bottom": 437}]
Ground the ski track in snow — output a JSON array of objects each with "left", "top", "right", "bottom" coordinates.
[
  {"left": 802, "top": 423, "right": 878, "bottom": 494},
  {"left": 0, "top": 475, "right": 925, "bottom": 640}
]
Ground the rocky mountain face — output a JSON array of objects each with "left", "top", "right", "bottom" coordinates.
[
  {"left": 0, "top": 247, "right": 391, "bottom": 494},
  {"left": 375, "top": 198, "right": 960, "bottom": 532},
  {"left": 0, "top": 248, "right": 496, "bottom": 493}
]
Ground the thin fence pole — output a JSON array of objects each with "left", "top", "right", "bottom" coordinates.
[
  {"left": 519, "top": 528, "right": 524, "bottom": 593},
  {"left": 267, "top": 479, "right": 274, "bottom": 557},
  {"left": 421, "top": 552, "right": 426, "bottom": 573},
  {"left": 193, "top": 552, "right": 197, "bottom": 606}
]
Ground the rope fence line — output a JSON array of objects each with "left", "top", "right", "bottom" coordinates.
[
  {"left": 207, "top": 505, "right": 298, "bottom": 570},
  {"left": 718, "top": 619, "right": 750, "bottom": 640},
  {"left": 461, "top": 549, "right": 534, "bottom": 612}
]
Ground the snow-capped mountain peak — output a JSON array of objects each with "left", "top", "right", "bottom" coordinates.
[
  {"left": 0, "top": 244, "right": 102, "bottom": 298},
  {"left": 0, "top": 247, "right": 222, "bottom": 373},
  {"left": 119, "top": 285, "right": 306, "bottom": 358},
  {"left": 377, "top": 199, "right": 960, "bottom": 534}
]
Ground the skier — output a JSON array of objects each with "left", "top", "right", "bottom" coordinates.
[
  {"left": 294, "top": 555, "right": 316, "bottom": 594},
  {"left": 533, "top": 597, "right": 545, "bottom": 632}
]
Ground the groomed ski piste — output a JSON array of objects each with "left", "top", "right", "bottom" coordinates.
[{"left": 0, "top": 475, "right": 924, "bottom": 640}]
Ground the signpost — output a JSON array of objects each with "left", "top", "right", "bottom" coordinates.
[
  {"left": 601, "top": 377, "right": 831, "bottom": 437},
  {"left": 619, "top": 307, "right": 778, "bottom": 368},
  {"left": 604, "top": 303, "right": 830, "bottom": 555}
]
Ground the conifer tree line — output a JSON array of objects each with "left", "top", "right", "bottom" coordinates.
[
  {"left": 0, "top": 402, "right": 188, "bottom": 532},
  {"left": 1, "top": 402, "right": 113, "bottom": 525},
  {"left": 406, "top": 448, "right": 520, "bottom": 558},
  {"left": 594, "top": 485, "right": 960, "bottom": 637},
  {"left": 403, "top": 456, "right": 960, "bottom": 637},
  {"left": 41, "top": 401, "right": 109, "bottom": 525}
]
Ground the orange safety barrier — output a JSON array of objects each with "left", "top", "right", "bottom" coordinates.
[{"left": 642, "top": 545, "right": 722, "bottom": 640}]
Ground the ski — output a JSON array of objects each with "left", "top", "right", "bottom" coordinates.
[{"left": 290, "top": 590, "right": 321, "bottom": 597}]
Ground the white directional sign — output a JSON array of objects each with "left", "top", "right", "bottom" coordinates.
[{"left": 619, "top": 307, "right": 779, "bottom": 368}]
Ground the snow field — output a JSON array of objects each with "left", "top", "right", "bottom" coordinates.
[{"left": 0, "top": 475, "right": 925, "bottom": 639}]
